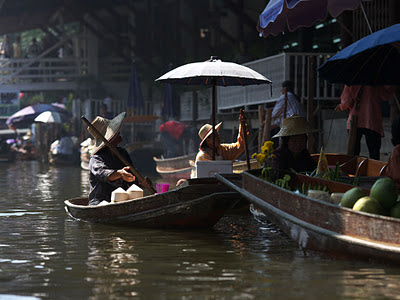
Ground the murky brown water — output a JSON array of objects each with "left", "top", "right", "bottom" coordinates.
[{"left": 2, "top": 161, "right": 400, "bottom": 299}]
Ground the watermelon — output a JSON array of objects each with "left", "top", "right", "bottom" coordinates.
[{"left": 370, "top": 177, "right": 398, "bottom": 210}]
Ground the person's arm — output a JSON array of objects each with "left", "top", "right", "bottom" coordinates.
[
  {"left": 220, "top": 122, "right": 246, "bottom": 161},
  {"left": 271, "top": 96, "right": 284, "bottom": 119},
  {"left": 107, "top": 166, "right": 135, "bottom": 182},
  {"left": 90, "top": 153, "right": 133, "bottom": 187},
  {"left": 336, "top": 85, "right": 357, "bottom": 111}
]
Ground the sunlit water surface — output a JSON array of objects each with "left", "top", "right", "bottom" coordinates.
[{"left": 1, "top": 161, "right": 400, "bottom": 299}]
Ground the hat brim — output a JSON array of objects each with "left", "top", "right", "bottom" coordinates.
[
  {"left": 199, "top": 122, "right": 222, "bottom": 147},
  {"left": 272, "top": 127, "right": 318, "bottom": 138},
  {"left": 91, "top": 112, "right": 126, "bottom": 155}
]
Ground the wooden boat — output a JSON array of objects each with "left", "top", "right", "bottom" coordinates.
[
  {"left": 49, "top": 152, "right": 79, "bottom": 166},
  {"left": 64, "top": 177, "right": 241, "bottom": 228},
  {"left": 153, "top": 153, "right": 197, "bottom": 181},
  {"left": 0, "top": 151, "right": 16, "bottom": 162},
  {"left": 311, "top": 153, "right": 387, "bottom": 189},
  {"left": 80, "top": 148, "right": 90, "bottom": 170},
  {"left": 80, "top": 138, "right": 94, "bottom": 170},
  {"left": 216, "top": 170, "right": 400, "bottom": 265},
  {"left": 311, "top": 153, "right": 387, "bottom": 176},
  {"left": 153, "top": 153, "right": 260, "bottom": 184},
  {"left": 0, "top": 141, "right": 16, "bottom": 162}
]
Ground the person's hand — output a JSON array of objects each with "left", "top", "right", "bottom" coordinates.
[
  {"left": 140, "top": 177, "right": 153, "bottom": 189},
  {"left": 176, "top": 178, "right": 187, "bottom": 187},
  {"left": 239, "top": 109, "right": 247, "bottom": 124},
  {"left": 335, "top": 104, "right": 342, "bottom": 112},
  {"left": 117, "top": 166, "right": 135, "bottom": 182}
]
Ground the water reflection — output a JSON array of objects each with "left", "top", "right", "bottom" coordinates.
[{"left": 2, "top": 161, "right": 400, "bottom": 299}]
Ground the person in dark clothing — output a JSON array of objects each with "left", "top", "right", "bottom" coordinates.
[
  {"left": 88, "top": 112, "right": 152, "bottom": 206},
  {"left": 271, "top": 114, "right": 318, "bottom": 173}
]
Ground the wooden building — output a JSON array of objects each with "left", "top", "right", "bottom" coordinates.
[{"left": 0, "top": 0, "right": 398, "bottom": 160}]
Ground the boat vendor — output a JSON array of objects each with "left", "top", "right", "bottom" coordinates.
[
  {"left": 271, "top": 114, "right": 317, "bottom": 173},
  {"left": 87, "top": 112, "right": 152, "bottom": 206},
  {"left": 190, "top": 110, "right": 247, "bottom": 178}
]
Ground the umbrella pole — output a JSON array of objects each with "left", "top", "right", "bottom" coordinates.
[
  {"left": 212, "top": 82, "right": 216, "bottom": 160},
  {"left": 240, "top": 109, "right": 251, "bottom": 170},
  {"left": 81, "top": 116, "right": 156, "bottom": 194}
]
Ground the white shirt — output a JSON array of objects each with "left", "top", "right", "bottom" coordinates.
[{"left": 272, "top": 92, "right": 306, "bottom": 127}]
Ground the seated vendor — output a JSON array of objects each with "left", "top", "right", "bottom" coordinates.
[
  {"left": 271, "top": 114, "right": 318, "bottom": 173},
  {"left": 190, "top": 111, "right": 247, "bottom": 178},
  {"left": 385, "top": 116, "right": 400, "bottom": 192},
  {"left": 87, "top": 112, "right": 152, "bottom": 205}
]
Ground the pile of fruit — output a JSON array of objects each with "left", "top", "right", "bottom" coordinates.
[{"left": 340, "top": 177, "right": 400, "bottom": 218}]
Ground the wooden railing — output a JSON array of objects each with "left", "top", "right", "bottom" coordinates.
[{"left": 0, "top": 57, "right": 89, "bottom": 86}]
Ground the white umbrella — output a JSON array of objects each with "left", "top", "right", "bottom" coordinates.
[
  {"left": 34, "top": 111, "right": 63, "bottom": 123},
  {"left": 156, "top": 56, "right": 272, "bottom": 159}
]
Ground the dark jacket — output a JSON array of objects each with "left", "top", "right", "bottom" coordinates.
[
  {"left": 272, "top": 145, "right": 316, "bottom": 173},
  {"left": 89, "top": 147, "right": 138, "bottom": 205}
]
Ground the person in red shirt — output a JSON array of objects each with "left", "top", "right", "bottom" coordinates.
[
  {"left": 336, "top": 85, "right": 395, "bottom": 160},
  {"left": 159, "top": 121, "right": 197, "bottom": 158}
]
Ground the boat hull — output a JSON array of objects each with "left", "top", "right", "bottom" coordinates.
[
  {"left": 153, "top": 154, "right": 260, "bottom": 183},
  {"left": 217, "top": 170, "right": 400, "bottom": 264},
  {"left": 65, "top": 179, "right": 241, "bottom": 229}
]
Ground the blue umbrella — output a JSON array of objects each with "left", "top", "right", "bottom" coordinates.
[
  {"left": 127, "top": 64, "right": 144, "bottom": 110},
  {"left": 6, "top": 103, "right": 70, "bottom": 128},
  {"left": 318, "top": 23, "right": 400, "bottom": 86},
  {"left": 257, "top": 0, "right": 367, "bottom": 37}
]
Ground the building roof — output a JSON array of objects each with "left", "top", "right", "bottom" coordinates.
[{"left": 0, "top": 0, "right": 115, "bottom": 35}]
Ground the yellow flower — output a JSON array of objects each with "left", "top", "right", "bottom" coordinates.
[
  {"left": 252, "top": 153, "right": 257, "bottom": 159},
  {"left": 256, "top": 153, "right": 266, "bottom": 164},
  {"left": 261, "top": 141, "right": 274, "bottom": 155}
]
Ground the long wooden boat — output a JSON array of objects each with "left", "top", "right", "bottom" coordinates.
[
  {"left": 0, "top": 150, "right": 16, "bottom": 162},
  {"left": 80, "top": 148, "right": 90, "bottom": 170},
  {"left": 153, "top": 153, "right": 197, "bottom": 181},
  {"left": 311, "top": 153, "right": 387, "bottom": 189},
  {"left": 64, "top": 177, "right": 241, "bottom": 229},
  {"left": 311, "top": 153, "right": 387, "bottom": 176},
  {"left": 153, "top": 153, "right": 260, "bottom": 184},
  {"left": 216, "top": 170, "right": 400, "bottom": 264},
  {"left": 49, "top": 152, "right": 79, "bottom": 166}
]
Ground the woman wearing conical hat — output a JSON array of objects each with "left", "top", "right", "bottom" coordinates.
[
  {"left": 87, "top": 112, "right": 152, "bottom": 206},
  {"left": 191, "top": 111, "right": 247, "bottom": 178},
  {"left": 271, "top": 114, "right": 318, "bottom": 173}
]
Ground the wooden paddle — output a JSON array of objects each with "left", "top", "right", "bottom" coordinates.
[
  {"left": 82, "top": 116, "right": 156, "bottom": 194},
  {"left": 240, "top": 109, "right": 251, "bottom": 170}
]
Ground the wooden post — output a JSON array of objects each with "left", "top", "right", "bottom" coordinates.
[
  {"left": 347, "top": 114, "right": 358, "bottom": 155},
  {"left": 307, "top": 56, "right": 315, "bottom": 153},
  {"left": 240, "top": 109, "right": 251, "bottom": 170},
  {"left": 262, "top": 108, "right": 272, "bottom": 144},
  {"left": 258, "top": 105, "right": 265, "bottom": 152}
]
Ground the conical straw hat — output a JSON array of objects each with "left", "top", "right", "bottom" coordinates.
[
  {"left": 272, "top": 114, "right": 318, "bottom": 138},
  {"left": 88, "top": 112, "right": 126, "bottom": 155},
  {"left": 198, "top": 122, "right": 222, "bottom": 146}
]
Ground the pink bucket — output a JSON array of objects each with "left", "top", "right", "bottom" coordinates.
[{"left": 156, "top": 183, "right": 170, "bottom": 194}]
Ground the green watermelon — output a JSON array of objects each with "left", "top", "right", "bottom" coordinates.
[
  {"left": 340, "top": 187, "right": 366, "bottom": 208},
  {"left": 370, "top": 177, "right": 398, "bottom": 210},
  {"left": 390, "top": 202, "right": 400, "bottom": 219},
  {"left": 353, "top": 196, "right": 384, "bottom": 215}
]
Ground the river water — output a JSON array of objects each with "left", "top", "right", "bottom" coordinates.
[{"left": 1, "top": 161, "right": 400, "bottom": 299}]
